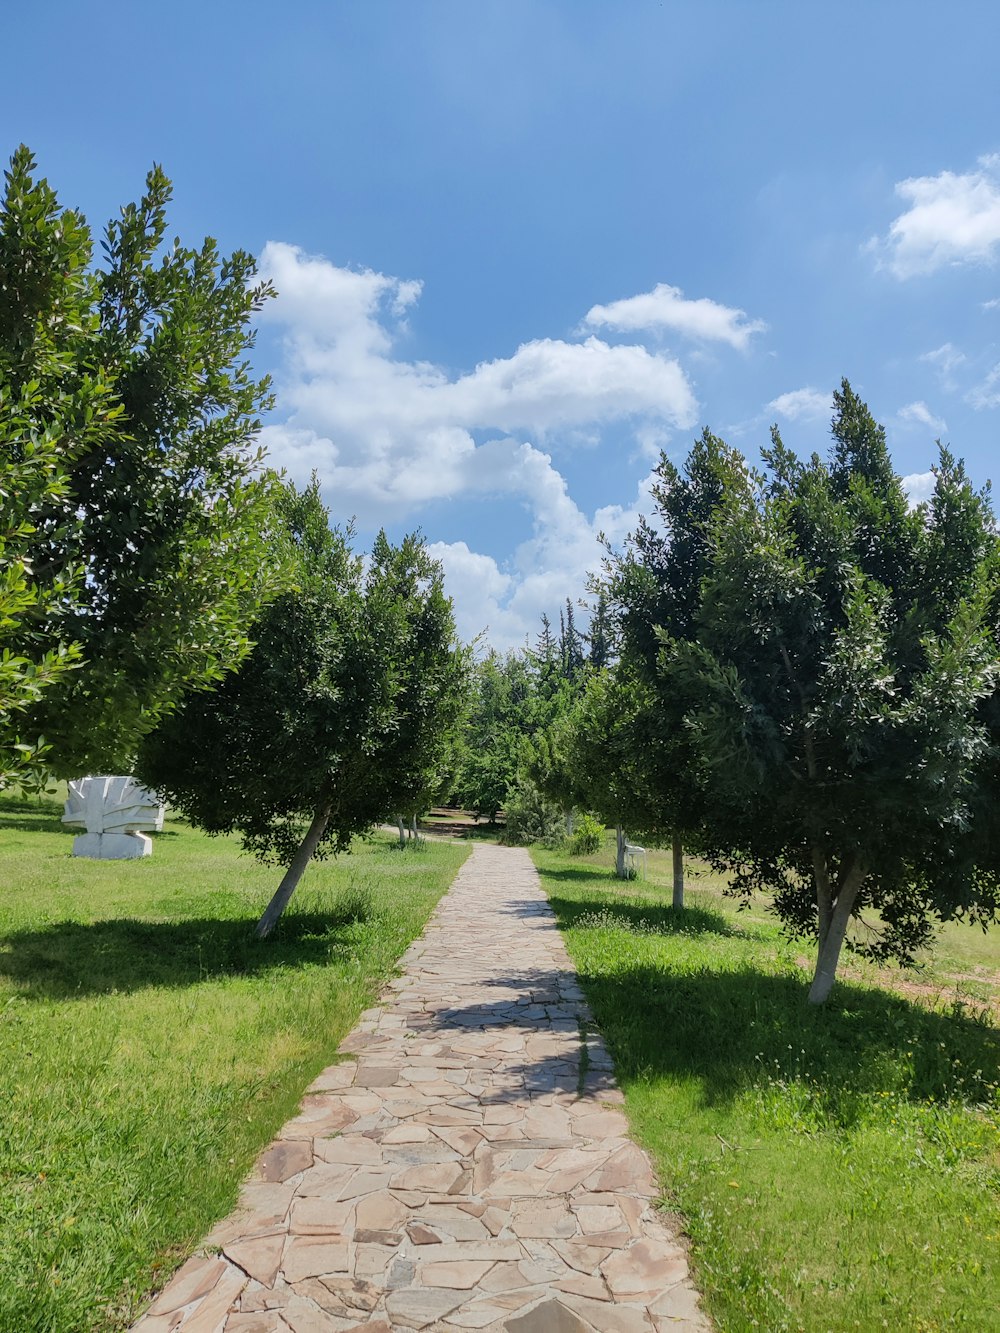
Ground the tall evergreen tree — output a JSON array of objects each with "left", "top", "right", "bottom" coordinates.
[{"left": 658, "top": 383, "right": 1000, "bottom": 1002}]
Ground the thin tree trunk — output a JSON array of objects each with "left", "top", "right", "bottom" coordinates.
[
  {"left": 256, "top": 800, "right": 333, "bottom": 939},
  {"left": 615, "top": 825, "right": 628, "bottom": 879},
  {"left": 808, "top": 857, "right": 867, "bottom": 1004},
  {"left": 410, "top": 813, "right": 418, "bottom": 841},
  {"left": 672, "top": 836, "right": 684, "bottom": 910},
  {"left": 396, "top": 815, "right": 406, "bottom": 848}
]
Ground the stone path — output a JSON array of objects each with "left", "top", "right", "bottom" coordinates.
[{"left": 133, "top": 844, "right": 709, "bottom": 1332}]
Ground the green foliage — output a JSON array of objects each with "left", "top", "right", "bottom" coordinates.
[
  {"left": 0, "top": 790, "right": 467, "bottom": 1331},
  {"left": 138, "top": 479, "right": 466, "bottom": 873},
  {"left": 569, "top": 812, "right": 605, "bottom": 854},
  {"left": 602, "top": 427, "right": 750, "bottom": 850},
  {"left": 650, "top": 383, "right": 1000, "bottom": 998},
  {"left": 0, "top": 147, "right": 121, "bottom": 789},
  {"left": 451, "top": 648, "right": 575, "bottom": 820},
  {"left": 502, "top": 775, "right": 566, "bottom": 847},
  {"left": 1, "top": 144, "right": 283, "bottom": 778}
]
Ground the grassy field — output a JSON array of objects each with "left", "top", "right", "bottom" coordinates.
[
  {"left": 532, "top": 840, "right": 1000, "bottom": 1333},
  {"left": 0, "top": 791, "right": 468, "bottom": 1333}
]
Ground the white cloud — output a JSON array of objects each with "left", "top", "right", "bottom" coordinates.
[
  {"left": 983, "top": 297, "right": 1000, "bottom": 310},
  {"left": 967, "top": 362, "right": 1000, "bottom": 410},
  {"left": 428, "top": 470, "right": 658, "bottom": 651},
  {"left": 872, "top": 154, "right": 1000, "bottom": 278},
  {"left": 258, "top": 242, "right": 698, "bottom": 521},
  {"left": 897, "top": 401, "right": 947, "bottom": 434},
  {"left": 257, "top": 242, "right": 696, "bottom": 647},
  {"left": 584, "top": 282, "right": 766, "bottom": 350},
  {"left": 919, "top": 342, "right": 966, "bottom": 390},
  {"left": 902, "top": 471, "right": 937, "bottom": 506},
  {"left": 766, "top": 387, "right": 832, "bottom": 421}
]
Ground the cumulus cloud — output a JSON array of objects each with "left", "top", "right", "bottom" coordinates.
[
  {"left": 258, "top": 242, "right": 697, "bottom": 520},
  {"left": 428, "top": 469, "right": 658, "bottom": 650},
  {"left": 967, "top": 362, "right": 1000, "bottom": 410},
  {"left": 902, "top": 471, "right": 937, "bottom": 506},
  {"left": 766, "top": 387, "right": 833, "bottom": 421},
  {"left": 871, "top": 154, "right": 1000, "bottom": 278},
  {"left": 256, "top": 243, "right": 704, "bottom": 647},
  {"left": 897, "top": 401, "right": 947, "bottom": 433},
  {"left": 584, "top": 282, "right": 766, "bottom": 350}
]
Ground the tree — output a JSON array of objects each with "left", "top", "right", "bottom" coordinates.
[
  {"left": 587, "top": 591, "right": 612, "bottom": 670},
  {"left": 661, "top": 383, "right": 1000, "bottom": 1002},
  {"left": 4, "top": 146, "right": 282, "bottom": 777},
  {"left": 451, "top": 651, "right": 536, "bottom": 822},
  {"left": 605, "top": 428, "right": 750, "bottom": 900},
  {"left": 548, "top": 664, "right": 673, "bottom": 879},
  {"left": 559, "top": 598, "right": 586, "bottom": 679},
  {"left": 137, "top": 480, "right": 465, "bottom": 937},
  {"left": 0, "top": 147, "right": 122, "bottom": 788}
]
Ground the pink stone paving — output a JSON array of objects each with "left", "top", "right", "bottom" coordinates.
[{"left": 132, "top": 843, "right": 710, "bottom": 1332}]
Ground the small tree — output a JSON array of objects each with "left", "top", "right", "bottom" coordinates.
[
  {"left": 137, "top": 480, "right": 465, "bottom": 937},
  {"left": 559, "top": 664, "right": 673, "bottom": 880},
  {"left": 663, "top": 384, "right": 1000, "bottom": 1002}
]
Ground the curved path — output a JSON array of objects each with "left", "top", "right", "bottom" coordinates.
[{"left": 134, "top": 843, "right": 709, "bottom": 1332}]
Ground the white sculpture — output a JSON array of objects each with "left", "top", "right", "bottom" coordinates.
[{"left": 62, "top": 776, "right": 165, "bottom": 859}]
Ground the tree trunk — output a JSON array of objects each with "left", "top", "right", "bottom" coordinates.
[
  {"left": 615, "top": 825, "right": 628, "bottom": 879},
  {"left": 807, "top": 856, "right": 867, "bottom": 1004},
  {"left": 672, "top": 836, "right": 684, "bottom": 910},
  {"left": 396, "top": 815, "right": 406, "bottom": 848},
  {"left": 256, "top": 800, "right": 333, "bottom": 939},
  {"left": 410, "top": 813, "right": 418, "bottom": 840}
]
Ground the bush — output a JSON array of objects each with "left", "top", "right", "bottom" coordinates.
[
  {"left": 503, "top": 778, "right": 565, "bottom": 847},
  {"left": 570, "top": 813, "right": 604, "bottom": 855}
]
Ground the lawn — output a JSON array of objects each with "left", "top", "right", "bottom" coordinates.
[
  {"left": 0, "top": 791, "right": 469, "bottom": 1333},
  {"left": 532, "top": 840, "right": 1000, "bottom": 1333}
]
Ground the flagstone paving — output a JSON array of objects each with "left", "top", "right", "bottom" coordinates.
[{"left": 133, "top": 843, "right": 710, "bottom": 1332}]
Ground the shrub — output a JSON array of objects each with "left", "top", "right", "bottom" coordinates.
[
  {"left": 570, "top": 813, "right": 605, "bottom": 855},
  {"left": 503, "top": 778, "right": 565, "bottom": 847}
]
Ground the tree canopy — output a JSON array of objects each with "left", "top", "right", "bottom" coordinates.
[
  {"left": 137, "top": 478, "right": 466, "bottom": 936},
  {"left": 1, "top": 145, "right": 282, "bottom": 779},
  {"left": 644, "top": 383, "right": 1000, "bottom": 1001}
]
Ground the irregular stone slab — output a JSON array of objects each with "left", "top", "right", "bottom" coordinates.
[
  {"left": 504, "top": 1296, "right": 599, "bottom": 1332},
  {"left": 258, "top": 1141, "right": 313, "bottom": 1183},
  {"left": 385, "top": 1286, "right": 464, "bottom": 1327},
  {"left": 281, "top": 1235, "right": 350, "bottom": 1282},
  {"left": 224, "top": 1231, "right": 286, "bottom": 1286}
]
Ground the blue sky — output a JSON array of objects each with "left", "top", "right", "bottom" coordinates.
[{"left": 5, "top": 2, "right": 1000, "bottom": 647}]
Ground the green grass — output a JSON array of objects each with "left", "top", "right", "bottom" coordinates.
[
  {"left": 0, "top": 792, "right": 469, "bottom": 1333},
  {"left": 532, "top": 841, "right": 1000, "bottom": 1333}
]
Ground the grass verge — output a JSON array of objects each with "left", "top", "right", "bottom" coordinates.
[
  {"left": 0, "top": 792, "right": 468, "bottom": 1332},
  {"left": 532, "top": 842, "right": 1000, "bottom": 1332}
]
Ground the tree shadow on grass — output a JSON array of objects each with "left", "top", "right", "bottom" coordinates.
[
  {"left": 0, "top": 903, "right": 373, "bottom": 1000},
  {"left": 547, "top": 890, "right": 737, "bottom": 939},
  {"left": 579, "top": 959, "right": 1000, "bottom": 1116}
]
